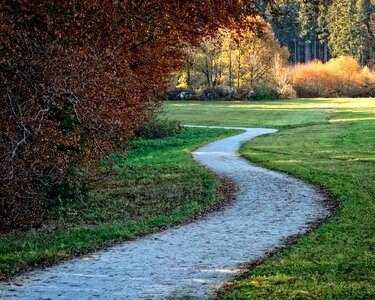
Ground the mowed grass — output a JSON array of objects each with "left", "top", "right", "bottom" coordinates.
[
  {"left": 166, "top": 98, "right": 374, "bottom": 128},
  {"left": 165, "top": 99, "right": 331, "bottom": 128},
  {"left": 166, "top": 98, "right": 375, "bottom": 299},
  {"left": 0, "top": 128, "right": 238, "bottom": 278}
]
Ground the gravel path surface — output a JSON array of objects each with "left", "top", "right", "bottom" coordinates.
[{"left": 0, "top": 127, "right": 329, "bottom": 299}]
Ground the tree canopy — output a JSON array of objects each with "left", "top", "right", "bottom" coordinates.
[
  {"left": 0, "top": 0, "right": 257, "bottom": 229},
  {"left": 262, "top": 0, "right": 375, "bottom": 66}
]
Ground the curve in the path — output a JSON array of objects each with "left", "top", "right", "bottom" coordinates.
[{"left": 0, "top": 127, "right": 329, "bottom": 299}]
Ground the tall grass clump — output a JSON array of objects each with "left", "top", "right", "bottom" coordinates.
[{"left": 292, "top": 56, "right": 375, "bottom": 98}]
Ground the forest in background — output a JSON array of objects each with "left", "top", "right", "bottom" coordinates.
[
  {"left": 262, "top": 0, "right": 375, "bottom": 67},
  {"left": 169, "top": 0, "right": 375, "bottom": 100}
]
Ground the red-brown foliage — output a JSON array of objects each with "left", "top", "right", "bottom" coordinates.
[
  {"left": 291, "top": 56, "right": 375, "bottom": 98},
  {"left": 0, "top": 1, "right": 257, "bottom": 230}
]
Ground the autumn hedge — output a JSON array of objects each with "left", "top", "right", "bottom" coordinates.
[{"left": 0, "top": 0, "right": 257, "bottom": 231}]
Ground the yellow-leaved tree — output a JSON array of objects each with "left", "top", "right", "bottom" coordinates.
[{"left": 171, "top": 16, "right": 291, "bottom": 99}]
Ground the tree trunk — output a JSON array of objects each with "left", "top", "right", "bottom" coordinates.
[
  {"left": 205, "top": 54, "right": 212, "bottom": 87},
  {"left": 229, "top": 48, "right": 233, "bottom": 89},
  {"left": 237, "top": 53, "right": 241, "bottom": 89},
  {"left": 296, "top": 42, "right": 300, "bottom": 63},
  {"left": 323, "top": 42, "right": 328, "bottom": 63},
  {"left": 305, "top": 42, "right": 311, "bottom": 62},
  {"left": 186, "top": 58, "right": 192, "bottom": 89},
  {"left": 313, "top": 35, "right": 317, "bottom": 60}
]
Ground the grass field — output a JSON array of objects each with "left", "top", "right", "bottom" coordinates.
[
  {"left": 2, "top": 98, "right": 374, "bottom": 298},
  {"left": 166, "top": 98, "right": 375, "bottom": 299},
  {"left": 0, "top": 128, "right": 238, "bottom": 278}
]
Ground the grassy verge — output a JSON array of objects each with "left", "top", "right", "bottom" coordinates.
[
  {"left": 166, "top": 98, "right": 375, "bottom": 299},
  {"left": 0, "top": 127, "right": 238, "bottom": 278}
]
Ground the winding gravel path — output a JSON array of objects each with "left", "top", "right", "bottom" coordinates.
[{"left": 1, "top": 127, "right": 329, "bottom": 299}]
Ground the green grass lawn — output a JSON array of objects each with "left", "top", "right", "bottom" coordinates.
[
  {"left": 164, "top": 99, "right": 330, "bottom": 128},
  {"left": 2, "top": 98, "right": 374, "bottom": 298},
  {"left": 166, "top": 98, "right": 375, "bottom": 299},
  {"left": 0, "top": 127, "right": 238, "bottom": 278},
  {"left": 165, "top": 98, "right": 374, "bottom": 128}
]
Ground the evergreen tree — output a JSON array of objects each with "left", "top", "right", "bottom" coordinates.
[
  {"left": 262, "top": 0, "right": 301, "bottom": 63},
  {"left": 317, "top": 0, "right": 330, "bottom": 62},
  {"left": 259, "top": 0, "right": 374, "bottom": 66},
  {"left": 327, "top": 0, "right": 372, "bottom": 64},
  {"left": 327, "top": 0, "right": 355, "bottom": 58},
  {"left": 297, "top": 1, "right": 319, "bottom": 62},
  {"left": 354, "top": 0, "right": 372, "bottom": 66}
]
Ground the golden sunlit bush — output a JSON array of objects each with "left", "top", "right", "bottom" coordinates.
[
  {"left": 277, "top": 84, "right": 297, "bottom": 99},
  {"left": 292, "top": 56, "right": 375, "bottom": 98}
]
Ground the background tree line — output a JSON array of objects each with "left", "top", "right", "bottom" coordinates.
[
  {"left": 169, "top": 0, "right": 375, "bottom": 100},
  {"left": 262, "top": 0, "right": 375, "bottom": 67},
  {"left": 169, "top": 16, "right": 295, "bottom": 100}
]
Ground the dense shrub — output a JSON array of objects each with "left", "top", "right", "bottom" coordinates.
[
  {"left": 233, "top": 88, "right": 251, "bottom": 100},
  {"left": 292, "top": 56, "right": 375, "bottom": 98},
  {"left": 252, "top": 84, "right": 277, "bottom": 100},
  {"left": 199, "top": 87, "right": 234, "bottom": 100},
  {"left": 165, "top": 88, "right": 195, "bottom": 100},
  {"left": 276, "top": 84, "right": 297, "bottom": 99},
  {"left": 135, "top": 118, "right": 184, "bottom": 140}
]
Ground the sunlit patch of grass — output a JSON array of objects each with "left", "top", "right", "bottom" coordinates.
[
  {"left": 219, "top": 99, "right": 375, "bottom": 299},
  {"left": 273, "top": 159, "right": 304, "bottom": 164},
  {"left": 330, "top": 117, "right": 375, "bottom": 122},
  {"left": 0, "top": 128, "right": 239, "bottom": 278},
  {"left": 165, "top": 98, "right": 374, "bottom": 129},
  {"left": 165, "top": 98, "right": 374, "bottom": 298}
]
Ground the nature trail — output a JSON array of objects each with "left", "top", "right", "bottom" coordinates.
[{"left": 0, "top": 126, "right": 329, "bottom": 299}]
